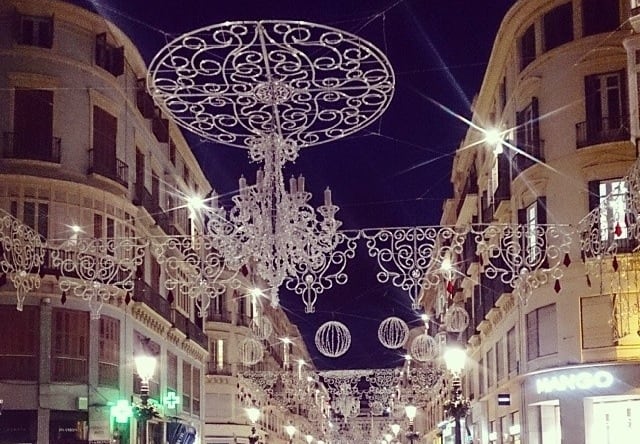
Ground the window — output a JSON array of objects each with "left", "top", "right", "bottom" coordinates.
[
  {"left": 519, "top": 24, "right": 536, "bottom": 71},
  {"left": 581, "top": 70, "right": 627, "bottom": 147},
  {"left": 478, "top": 357, "right": 485, "bottom": 396},
  {"left": 167, "top": 352, "right": 178, "bottom": 391},
  {"left": 11, "top": 89, "right": 58, "bottom": 162},
  {"left": 583, "top": 0, "right": 619, "bottom": 37},
  {"left": 169, "top": 139, "right": 177, "bottom": 165},
  {"left": 51, "top": 309, "right": 89, "bottom": 382},
  {"left": 15, "top": 14, "right": 53, "bottom": 48},
  {"left": 98, "top": 316, "right": 119, "bottom": 387},
  {"left": 599, "top": 179, "right": 628, "bottom": 241},
  {"left": 192, "top": 367, "right": 201, "bottom": 415},
  {"left": 513, "top": 98, "right": 541, "bottom": 175},
  {"left": 91, "top": 106, "right": 118, "bottom": 178},
  {"left": 487, "top": 347, "right": 495, "bottom": 388},
  {"left": 22, "top": 201, "right": 49, "bottom": 238},
  {"left": 183, "top": 361, "right": 192, "bottom": 413},
  {"left": 95, "top": 33, "right": 124, "bottom": 76},
  {"left": 527, "top": 202, "right": 539, "bottom": 261},
  {"left": 0, "top": 305, "right": 39, "bottom": 380},
  {"left": 499, "top": 77, "right": 507, "bottom": 113},
  {"left": 507, "top": 327, "right": 517, "bottom": 374},
  {"left": 526, "top": 304, "right": 557, "bottom": 360},
  {"left": 581, "top": 295, "right": 615, "bottom": 348},
  {"left": 496, "top": 338, "right": 505, "bottom": 382},
  {"left": 518, "top": 198, "right": 547, "bottom": 268},
  {"left": 543, "top": 3, "right": 573, "bottom": 51}
]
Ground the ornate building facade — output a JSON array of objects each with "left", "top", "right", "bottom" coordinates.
[{"left": 423, "top": 1, "right": 640, "bottom": 443}]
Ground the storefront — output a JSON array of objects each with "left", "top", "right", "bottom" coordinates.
[
  {"left": 0, "top": 410, "right": 37, "bottom": 444},
  {"left": 49, "top": 410, "right": 89, "bottom": 444},
  {"left": 523, "top": 363, "right": 640, "bottom": 444}
]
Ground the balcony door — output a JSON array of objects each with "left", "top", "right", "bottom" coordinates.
[
  {"left": 13, "top": 88, "right": 53, "bottom": 160},
  {"left": 92, "top": 106, "right": 117, "bottom": 177},
  {"left": 585, "top": 71, "right": 626, "bottom": 142}
]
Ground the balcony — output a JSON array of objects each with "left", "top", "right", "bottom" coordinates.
[
  {"left": 237, "top": 313, "right": 252, "bottom": 327},
  {"left": 208, "top": 310, "right": 232, "bottom": 323},
  {"left": 133, "top": 278, "right": 172, "bottom": 322},
  {"left": 171, "top": 309, "right": 209, "bottom": 350},
  {"left": 88, "top": 149, "right": 128, "bottom": 188},
  {"left": 2, "top": 131, "right": 61, "bottom": 163},
  {"left": 207, "top": 362, "right": 233, "bottom": 376},
  {"left": 136, "top": 78, "right": 155, "bottom": 118},
  {"left": 576, "top": 115, "right": 630, "bottom": 148}
]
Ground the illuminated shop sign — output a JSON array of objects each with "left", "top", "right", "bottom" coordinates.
[{"left": 536, "top": 370, "right": 614, "bottom": 394}]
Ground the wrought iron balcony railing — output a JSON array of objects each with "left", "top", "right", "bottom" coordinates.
[
  {"left": 88, "top": 148, "right": 129, "bottom": 188},
  {"left": 2, "top": 131, "right": 61, "bottom": 163},
  {"left": 576, "top": 115, "right": 630, "bottom": 148}
]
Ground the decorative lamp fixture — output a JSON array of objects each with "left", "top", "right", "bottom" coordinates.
[
  {"left": 443, "top": 344, "right": 469, "bottom": 444},
  {"left": 443, "top": 305, "right": 470, "bottom": 333},
  {"left": 443, "top": 345, "right": 466, "bottom": 377},
  {"left": 404, "top": 402, "right": 419, "bottom": 444},
  {"left": 390, "top": 423, "right": 400, "bottom": 438},
  {"left": 285, "top": 423, "right": 297, "bottom": 443},
  {"left": 134, "top": 351, "right": 158, "bottom": 444},
  {"left": 245, "top": 404, "right": 260, "bottom": 424},
  {"left": 305, "top": 434, "right": 314, "bottom": 443},
  {"left": 241, "top": 337, "right": 265, "bottom": 366},
  {"left": 410, "top": 332, "right": 437, "bottom": 362}
]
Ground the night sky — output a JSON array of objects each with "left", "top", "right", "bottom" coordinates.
[{"left": 72, "top": 0, "right": 516, "bottom": 369}]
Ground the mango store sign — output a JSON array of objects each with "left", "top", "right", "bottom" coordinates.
[{"left": 536, "top": 370, "right": 614, "bottom": 394}]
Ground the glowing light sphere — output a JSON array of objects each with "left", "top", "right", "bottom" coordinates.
[
  {"left": 410, "top": 333, "right": 437, "bottom": 362},
  {"left": 444, "top": 305, "right": 470, "bottom": 333},
  {"left": 377, "top": 316, "right": 409, "bottom": 349},
  {"left": 315, "top": 321, "right": 351, "bottom": 358},
  {"left": 250, "top": 316, "right": 273, "bottom": 340},
  {"left": 240, "top": 337, "right": 264, "bottom": 366}
]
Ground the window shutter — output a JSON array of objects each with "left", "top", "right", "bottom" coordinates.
[
  {"left": 95, "top": 33, "right": 107, "bottom": 67},
  {"left": 536, "top": 196, "right": 547, "bottom": 225},
  {"left": 12, "top": 10, "right": 22, "bottom": 42},
  {"left": 526, "top": 310, "right": 539, "bottom": 360},
  {"left": 584, "top": 75, "right": 600, "bottom": 135},
  {"left": 588, "top": 180, "right": 600, "bottom": 211},
  {"left": 112, "top": 46, "right": 124, "bottom": 76},
  {"left": 531, "top": 97, "right": 541, "bottom": 157},
  {"left": 538, "top": 304, "right": 557, "bottom": 355},
  {"left": 40, "top": 18, "right": 53, "bottom": 48}
]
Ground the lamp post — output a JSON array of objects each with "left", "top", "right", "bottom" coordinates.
[
  {"left": 305, "top": 434, "right": 314, "bottom": 444},
  {"left": 390, "top": 423, "right": 400, "bottom": 441},
  {"left": 285, "top": 423, "right": 296, "bottom": 443},
  {"left": 404, "top": 403, "right": 419, "bottom": 444},
  {"left": 443, "top": 345, "right": 467, "bottom": 444},
  {"left": 134, "top": 352, "right": 157, "bottom": 444},
  {"left": 245, "top": 403, "right": 261, "bottom": 444}
]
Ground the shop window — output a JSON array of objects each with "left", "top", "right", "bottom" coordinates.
[
  {"left": 582, "top": 0, "right": 619, "bottom": 37},
  {"left": 591, "top": 398, "right": 640, "bottom": 442},
  {"left": 0, "top": 305, "right": 39, "bottom": 380},
  {"left": 98, "top": 316, "right": 119, "bottom": 387},
  {"left": 519, "top": 24, "right": 536, "bottom": 71},
  {"left": 14, "top": 13, "right": 53, "bottom": 48},
  {"left": 526, "top": 304, "right": 557, "bottom": 360},
  {"left": 543, "top": 3, "right": 573, "bottom": 51},
  {"left": 95, "top": 33, "right": 124, "bottom": 76},
  {"left": 51, "top": 308, "right": 89, "bottom": 382}
]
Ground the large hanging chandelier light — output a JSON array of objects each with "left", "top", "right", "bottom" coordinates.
[
  {"left": 206, "top": 135, "right": 340, "bottom": 307},
  {"left": 148, "top": 20, "right": 395, "bottom": 311}
]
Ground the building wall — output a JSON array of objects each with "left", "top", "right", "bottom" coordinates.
[
  {"left": 428, "top": 1, "right": 640, "bottom": 444},
  {"left": 0, "top": 1, "right": 210, "bottom": 443}
]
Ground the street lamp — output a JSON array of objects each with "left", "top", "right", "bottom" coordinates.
[
  {"left": 305, "top": 434, "right": 314, "bottom": 443},
  {"left": 134, "top": 352, "right": 157, "bottom": 444},
  {"left": 390, "top": 423, "right": 400, "bottom": 440},
  {"left": 285, "top": 423, "right": 296, "bottom": 443},
  {"left": 245, "top": 403, "right": 260, "bottom": 444},
  {"left": 443, "top": 344, "right": 468, "bottom": 444},
  {"left": 404, "top": 403, "right": 419, "bottom": 444}
]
